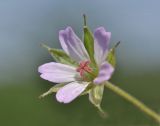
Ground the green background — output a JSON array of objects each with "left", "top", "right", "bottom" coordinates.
[{"left": 0, "top": 0, "right": 160, "bottom": 126}]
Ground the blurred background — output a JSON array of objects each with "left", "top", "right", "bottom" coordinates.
[{"left": 0, "top": 0, "right": 160, "bottom": 126}]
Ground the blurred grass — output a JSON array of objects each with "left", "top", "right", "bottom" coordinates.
[{"left": 0, "top": 73, "right": 160, "bottom": 126}]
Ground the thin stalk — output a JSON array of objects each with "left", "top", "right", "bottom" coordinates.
[{"left": 105, "top": 81, "right": 160, "bottom": 123}]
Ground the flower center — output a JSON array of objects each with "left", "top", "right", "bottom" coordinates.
[{"left": 76, "top": 61, "right": 92, "bottom": 77}]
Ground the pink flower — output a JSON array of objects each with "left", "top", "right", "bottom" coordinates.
[{"left": 38, "top": 27, "right": 114, "bottom": 103}]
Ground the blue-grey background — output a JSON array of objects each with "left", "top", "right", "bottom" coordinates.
[{"left": 0, "top": 0, "right": 160, "bottom": 126}]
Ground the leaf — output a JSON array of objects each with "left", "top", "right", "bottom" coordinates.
[
  {"left": 106, "top": 41, "right": 120, "bottom": 67},
  {"left": 41, "top": 44, "right": 78, "bottom": 66},
  {"left": 83, "top": 15, "right": 95, "bottom": 64},
  {"left": 39, "top": 83, "right": 66, "bottom": 99}
]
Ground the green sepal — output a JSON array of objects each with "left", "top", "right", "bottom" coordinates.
[
  {"left": 80, "top": 83, "right": 93, "bottom": 96},
  {"left": 83, "top": 15, "right": 96, "bottom": 65},
  {"left": 106, "top": 41, "right": 120, "bottom": 67},
  {"left": 89, "top": 84, "right": 107, "bottom": 117},
  {"left": 89, "top": 84, "right": 104, "bottom": 106},
  {"left": 107, "top": 48, "right": 116, "bottom": 67},
  {"left": 83, "top": 26, "right": 95, "bottom": 62},
  {"left": 41, "top": 44, "right": 78, "bottom": 66},
  {"left": 39, "top": 83, "right": 66, "bottom": 99}
]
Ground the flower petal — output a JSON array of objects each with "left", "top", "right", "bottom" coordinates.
[
  {"left": 59, "top": 26, "right": 89, "bottom": 63},
  {"left": 38, "top": 62, "right": 79, "bottom": 83},
  {"left": 94, "top": 62, "right": 114, "bottom": 84},
  {"left": 94, "top": 27, "right": 111, "bottom": 66},
  {"left": 56, "top": 81, "right": 89, "bottom": 103}
]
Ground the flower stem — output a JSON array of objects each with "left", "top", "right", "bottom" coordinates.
[{"left": 105, "top": 81, "right": 160, "bottom": 123}]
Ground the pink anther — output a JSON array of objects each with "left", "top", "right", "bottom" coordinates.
[{"left": 76, "top": 61, "right": 92, "bottom": 77}]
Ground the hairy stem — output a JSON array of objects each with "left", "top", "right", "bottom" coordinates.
[{"left": 105, "top": 81, "right": 160, "bottom": 123}]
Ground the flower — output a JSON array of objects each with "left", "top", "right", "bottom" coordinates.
[
  {"left": 38, "top": 26, "right": 114, "bottom": 103},
  {"left": 37, "top": 17, "right": 160, "bottom": 122}
]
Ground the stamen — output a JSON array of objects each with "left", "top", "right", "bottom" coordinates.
[{"left": 76, "top": 61, "right": 92, "bottom": 77}]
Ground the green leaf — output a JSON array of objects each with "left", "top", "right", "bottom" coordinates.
[
  {"left": 106, "top": 41, "right": 120, "bottom": 67},
  {"left": 41, "top": 44, "right": 78, "bottom": 66},
  {"left": 39, "top": 83, "right": 66, "bottom": 99},
  {"left": 83, "top": 15, "right": 95, "bottom": 64}
]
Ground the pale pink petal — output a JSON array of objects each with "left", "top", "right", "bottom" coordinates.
[
  {"left": 56, "top": 81, "right": 89, "bottom": 103},
  {"left": 94, "top": 62, "right": 114, "bottom": 84},
  {"left": 40, "top": 73, "right": 77, "bottom": 83},
  {"left": 38, "top": 62, "right": 80, "bottom": 83},
  {"left": 59, "top": 26, "right": 89, "bottom": 63},
  {"left": 94, "top": 27, "right": 111, "bottom": 66}
]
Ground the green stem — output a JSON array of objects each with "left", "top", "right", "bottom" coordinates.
[{"left": 105, "top": 81, "right": 160, "bottom": 123}]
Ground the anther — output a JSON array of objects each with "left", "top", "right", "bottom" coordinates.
[{"left": 76, "top": 61, "right": 92, "bottom": 77}]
